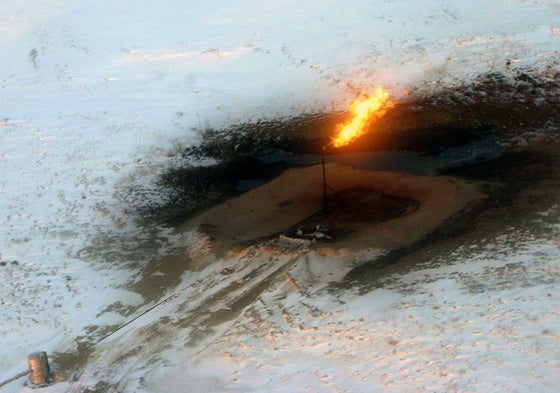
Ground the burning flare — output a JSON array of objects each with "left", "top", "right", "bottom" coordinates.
[{"left": 331, "top": 87, "right": 394, "bottom": 148}]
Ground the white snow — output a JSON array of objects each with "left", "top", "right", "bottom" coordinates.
[{"left": 1, "top": 0, "right": 559, "bottom": 392}]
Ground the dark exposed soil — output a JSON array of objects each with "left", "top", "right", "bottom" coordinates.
[{"left": 325, "top": 186, "right": 419, "bottom": 223}]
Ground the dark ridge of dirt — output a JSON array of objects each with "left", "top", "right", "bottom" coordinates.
[
  {"left": 183, "top": 112, "right": 347, "bottom": 159},
  {"left": 292, "top": 186, "right": 420, "bottom": 243},
  {"left": 184, "top": 67, "right": 560, "bottom": 159}
]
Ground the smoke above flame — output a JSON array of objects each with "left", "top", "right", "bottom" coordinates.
[{"left": 331, "top": 87, "right": 394, "bottom": 148}]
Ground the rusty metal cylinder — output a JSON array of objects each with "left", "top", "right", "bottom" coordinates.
[{"left": 27, "top": 352, "right": 50, "bottom": 386}]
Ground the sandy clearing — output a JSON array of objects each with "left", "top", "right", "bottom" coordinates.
[{"left": 179, "top": 163, "right": 487, "bottom": 254}]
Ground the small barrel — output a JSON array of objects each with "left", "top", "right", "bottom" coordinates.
[{"left": 27, "top": 352, "right": 50, "bottom": 386}]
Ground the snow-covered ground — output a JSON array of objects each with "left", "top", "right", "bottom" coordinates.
[
  {"left": 140, "top": 221, "right": 560, "bottom": 393},
  {"left": 1, "top": 0, "right": 559, "bottom": 391}
]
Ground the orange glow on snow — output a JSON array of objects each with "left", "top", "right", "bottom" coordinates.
[{"left": 331, "top": 87, "right": 394, "bottom": 148}]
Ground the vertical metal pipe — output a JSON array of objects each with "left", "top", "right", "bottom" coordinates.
[
  {"left": 322, "top": 146, "right": 328, "bottom": 213},
  {"left": 28, "top": 352, "right": 50, "bottom": 386}
]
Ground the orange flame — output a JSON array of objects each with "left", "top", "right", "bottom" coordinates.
[{"left": 331, "top": 87, "right": 394, "bottom": 148}]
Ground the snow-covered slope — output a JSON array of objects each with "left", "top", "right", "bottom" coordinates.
[
  {"left": 141, "top": 225, "right": 560, "bottom": 393},
  {"left": 1, "top": 1, "right": 559, "bottom": 391}
]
